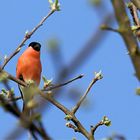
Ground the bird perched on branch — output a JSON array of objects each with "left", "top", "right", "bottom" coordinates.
[{"left": 16, "top": 42, "right": 42, "bottom": 115}]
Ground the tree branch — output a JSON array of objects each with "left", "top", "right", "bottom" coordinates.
[
  {"left": 39, "top": 71, "right": 106, "bottom": 140},
  {"left": 131, "top": 0, "right": 140, "bottom": 10},
  {"left": 0, "top": 68, "right": 27, "bottom": 87},
  {"left": 39, "top": 91, "right": 89, "bottom": 139},
  {"left": 111, "top": 0, "right": 140, "bottom": 81},
  {"left": 128, "top": 2, "right": 140, "bottom": 26}
]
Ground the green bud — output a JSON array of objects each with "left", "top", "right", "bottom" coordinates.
[
  {"left": 1, "top": 88, "right": 8, "bottom": 95},
  {"left": 48, "top": 0, "right": 60, "bottom": 11},
  {"left": 95, "top": 70, "right": 103, "bottom": 80},
  {"left": 42, "top": 76, "right": 53, "bottom": 88},
  {"left": 64, "top": 114, "right": 73, "bottom": 121},
  {"left": 102, "top": 116, "right": 111, "bottom": 127}
]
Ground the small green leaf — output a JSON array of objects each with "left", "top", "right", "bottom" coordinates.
[
  {"left": 42, "top": 76, "right": 48, "bottom": 83},
  {"left": 126, "top": 2, "right": 133, "bottom": 8},
  {"left": 55, "top": 0, "right": 58, "bottom": 5},
  {"left": 42, "top": 76, "right": 53, "bottom": 88},
  {"left": 1, "top": 88, "right": 8, "bottom": 95},
  {"left": 131, "top": 26, "right": 139, "bottom": 31},
  {"left": 65, "top": 114, "right": 73, "bottom": 121},
  {"left": 48, "top": 0, "right": 53, "bottom": 5},
  {"left": 11, "top": 88, "right": 14, "bottom": 94},
  {"left": 48, "top": 0, "right": 60, "bottom": 11}
]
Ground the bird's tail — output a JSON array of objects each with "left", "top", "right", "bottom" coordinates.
[
  {"left": 22, "top": 103, "right": 31, "bottom": 116},
  {"left": 18, "top": 82, "right": 38, "bottom": 116},
  {"left": 18, "top": 84, "right": 31, "bottom": 116}
]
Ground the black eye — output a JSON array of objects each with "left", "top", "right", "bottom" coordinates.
[{"left": 29, "top": 42, "right": 41, "bottom": 51}]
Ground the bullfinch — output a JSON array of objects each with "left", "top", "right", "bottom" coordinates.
[{"left": 16, "top": 42, "right": 42, "bottom": 114}]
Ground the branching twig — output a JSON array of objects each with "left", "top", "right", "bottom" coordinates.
[
  {"left": 39, "top": 92, "right": 89, "bottom": 139},
  {"left": 39, "top": 71, "right": 106, "bottom": 140},
  {"left": 90, "top": 122, "right": 104, "bottom": 136},
  {"left": 1, "top": 66, "right": 108, "bottom": 140},
  {"left": 72, "top": 71, "right": 103, "bottom": 114}
]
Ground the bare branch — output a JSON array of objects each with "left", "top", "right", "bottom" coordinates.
[
  {"left": 90, "top": 122, "right": 104, "bottom": 136},
  {"left": 43, "top": 74, "right": 84, "bottom": 91},
  {"left": 72, "top": 71, "right": 103, "bottom": 114}
]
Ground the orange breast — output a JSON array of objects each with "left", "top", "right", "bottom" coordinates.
[{"left": 16, "top": 47, "right": 42, "bottom": 85}]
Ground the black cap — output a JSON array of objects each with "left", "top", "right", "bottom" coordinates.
[{"left": 29, "top": 42, "right": 41, "bottom": 51}]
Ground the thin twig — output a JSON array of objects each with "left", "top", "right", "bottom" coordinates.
[
  {"left": 8, "top": 96, "right": 22, "bottom": 102},
  {"left": 101, "top": 24, "right": 119, "bottom": 33},
  {"left": 43, "top": 74, "right": 84, "bottom": 91},
  {"left": 1, "top": 10, "right": 55, "bottom": 70},
  {"left": 128, "top": 2, "right": 140, "bottom": 26},
  {"left": 90, "top": 122, "right": 104, "bottom": 136},
  {"left": 72, "top": 72, "right": 102, "bottom": 114}
]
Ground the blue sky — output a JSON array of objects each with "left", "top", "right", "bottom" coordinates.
[{"left": 0, "top": 0, "right": 140, "bottom": 140}]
